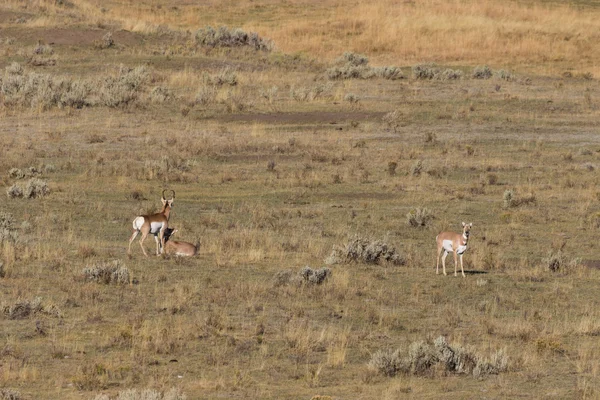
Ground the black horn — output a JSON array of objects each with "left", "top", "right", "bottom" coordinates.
[
  {"left": 169, "top": 189, "right": 175, "bottom": 200},
  {"left": 162, "top": 189, "right": 167, "bottom": 200}
]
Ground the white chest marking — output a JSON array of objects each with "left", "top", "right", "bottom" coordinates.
[
  {"left": 149, "top": 222, "right": 164, "bottom": 234},
  {"left": 443, "top": 240, "right": 468, "bottom": 254}
]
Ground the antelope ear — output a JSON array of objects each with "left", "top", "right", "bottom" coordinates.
[
  {"left": 469, "top": 223, "right": 473, "bottom": 227},
  {"left": 462, "top": 222, "right": 466, "bottom": 227}
]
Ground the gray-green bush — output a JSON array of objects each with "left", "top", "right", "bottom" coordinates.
[{"left": 194, "top": 26, "right": 274, "bottom": 51}]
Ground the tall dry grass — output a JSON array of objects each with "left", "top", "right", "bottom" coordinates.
[{"left": 4, "top": 0, "right": 600, "bottom": 70}]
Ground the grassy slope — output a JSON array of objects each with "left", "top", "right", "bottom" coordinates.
[{"left": 1, "top": 0, "right": 600, "bottom": 399}]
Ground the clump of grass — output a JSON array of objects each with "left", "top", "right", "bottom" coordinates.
[
  {"left": 33, "top": 43, "right": 54, "bottom": 56},
  {"left": 290, "top": 82, "right": 333, "bottom": 102},
  {"left": 544, "top": 250, "right": 582, "bottom": 274},
  {"left": 325, "top": 236, "right": 405, "bottom": 265},
  {"left": 406, "top": 207, "right": 434, "bottom": 227},
  {"left": 472, "top": 65, "right": 493, "bottom": 79},
  {"left": 194, "top": 26, "right": 274, "bottom": 51},
  {"left": 495, "top": 69, "right": 514, "bottom": 81},
  {"left": 5, "top": 62, "right": 24, "bottom": 76},
  {"left": 387, "top": 161, "right": 398, "bottom": 176},
  {"left": 369, "top": 336, "right": 508, "bottom": 378},
  {"left": 204, "top": 67, "right": 238, "bottom": 87},
  {"left": 82, "top": 260, "right": 130, "bottom": 285},
  {"left": 195, "top": 84, "right": 218, "bottom": 105},
  {"left": 2, "top": 297, "right": 62, "bottom": 319},
  {"left": 7, "top": 178, "right": 50, "bottom": 199},
  {"left": 344, "top": 93, "right": 360, "bottom": 103},
  {"left": 327, "top": 52, "right": 403, "bottom": 80},
  {"left": 0, "top": 212, "right": 18, "bottom": 244},
  {"left": 92, "top": 388, "right": 186, "bottom": 400},
  {"left": 382, "top": 109, "right": 403, "bottom": 133},
  {"left": 410, "top": 160, "right": 424, "bottom": 176},
  {"left": 149, "top": 86, "right": 174, "bottom": 103}
]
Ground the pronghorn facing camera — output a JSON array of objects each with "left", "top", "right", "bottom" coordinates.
[
  {"left": 163, "top": 228, "right": 198, "bottom": 257},
  {"left": 128, "top": 190, "right": 175, "bottom": 257},
  {"left": 436, "top": 222, "right": 472, "bottom": 277}
]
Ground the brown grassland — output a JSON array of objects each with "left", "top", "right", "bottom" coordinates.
[{"left": 1, "top": 0, "right": 600, "bottom": 399}]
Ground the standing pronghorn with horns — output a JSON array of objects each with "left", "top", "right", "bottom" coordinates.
[
  {"left": 128, "top": 190, "right": 175, "bottom": 257},
  {"left": 436, "top": 222, "right": 472, "bottom": 277}
]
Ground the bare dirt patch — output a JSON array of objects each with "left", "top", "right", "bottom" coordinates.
[{"left": 0, "top": 27, "right": 143, "bottom": 46}]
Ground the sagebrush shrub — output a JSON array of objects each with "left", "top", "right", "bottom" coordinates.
[
  {"left": 0, "top": 212, "right": 18, "bottom": 244},
  {"left": 2, "top": 297, "right": 62, "bottom": 319},
  {"left": 273, "top": 266, "right": 331, "bottom": 287},
  {"left": 473, "top": 65, "right": 492, "bottom": 79},
  {"left": 194, "top": 26, "right": 273, "bottom": 51},
  {"left": 0, "top": 388, "right": 22, "bottom": 400},
  {"left": 370, "top": 336, "right": 508, "bottom": 378},
  {"left": 327, "top": 52, "right": 402, "bottom": 80},
  {"left": 406, "top": 207, "right": 433, "bottom": 227},
  {"left": 368, "top": 349, "right": 405, "bottom": 377},
  {"left": 412, "top": 63, "right": 439, "bottom": 80},
  {"left": 83, "top": 260, "right": 130, "bottom": 284},
  {"left": 325, "top": 236, "right": 405, "bottom": 265},
  {"left": 7, "top": 178, "right": 50, "bottom": 199}
]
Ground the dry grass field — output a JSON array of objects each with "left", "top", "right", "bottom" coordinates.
[{"left": 1, "top": 0, "right": 600, "bottom": 399}]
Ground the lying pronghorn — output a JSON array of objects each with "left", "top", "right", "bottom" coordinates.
[
  {"left": 128, "top": 190, "right": 174, "bottom": 257},
  {"left": 163, "top": 228, "right": 198, "bottom": 257},
  {"left": 436, "top": 222, "right": 472, "bottom": 277}
]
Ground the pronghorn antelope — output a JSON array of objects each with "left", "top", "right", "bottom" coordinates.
[
  {"left": 163, "top": 228, "right": 198, "bottom": 256},
  {"left": 436, "top": 222, "right": 472, "bottom": 277},
  {"left": 127, "top": 190, "right": 175, "bottom": 257}
]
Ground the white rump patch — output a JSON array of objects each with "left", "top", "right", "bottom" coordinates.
[{"left": 132, "top": 216, "right": 145, "bottom": 231}]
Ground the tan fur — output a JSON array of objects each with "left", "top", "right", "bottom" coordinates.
[
  {"left": 163, "top": 228, "right": 198, "bottom": 256},
  {"left": 128, "top": 190, "right": 174, "bottom": 257},
  {"left": 436, "top": 222, "right": 472, "bottom": 277}
]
